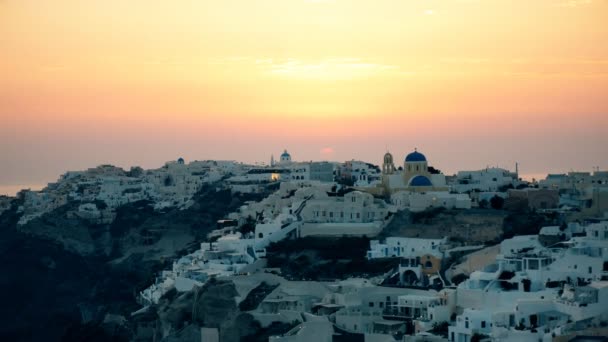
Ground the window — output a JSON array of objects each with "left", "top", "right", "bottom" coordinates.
[
  {"left": 481, "top": 321, "right": 486, "bottom": 328},
  {"left": 258, "top": 233, "right": 263, "bottom": 238},
  {"left": 379, "top": 302, "right": 383, "bottom": 308},
  {"left": 329, "top": 212, "right": 333, "bottom": 218},
  {"left": 369, "top": 302, "right": 374, "bottom": 307},
  {"left": 528, "top": 259, "right": 539, "bottom": 270},
  {"left": 589, "top": 266, "right": 593, "bottom": 274},
  {"left": 356, "top": 213, "right": 360, "bottom": 219}
]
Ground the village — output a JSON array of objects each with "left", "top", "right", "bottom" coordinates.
[{"left": 5, "top": 149, "right": 608, "bottom": 342}]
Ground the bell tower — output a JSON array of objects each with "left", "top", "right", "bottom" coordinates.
[{"left": 382, "top": 151, "right": 396, "bottom": 175}]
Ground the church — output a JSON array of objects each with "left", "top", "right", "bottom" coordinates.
[{"left": 379, "top": 149, "right": 449, "bottom": 194}]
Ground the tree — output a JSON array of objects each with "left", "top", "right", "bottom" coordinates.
[
  {"left": 478, "top": 199, "right": 489, "bottom": 209},
  {"left": 239, "top": 216, "right": 256, "bottom": 235},
  {"left": 471, "top": 333, "right": 489, "bottom": 342},
  {"left": 451, "top": 273, "right": 469, "bottom": 286},
  {"left": 430, "top": 322, "right": 449, "bottom": 337},
  {"left": 427, "top": 166, "right": 442, "bottom": 175},
  {"left": 127, "top": 166, "right": 144, "bottom": 178},
  {"left": 490, "top": 195, "right": 505, "bottom": 210}
]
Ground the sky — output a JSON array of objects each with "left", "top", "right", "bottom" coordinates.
[{"left": 1, "top": 0, "right": 608, "bottom": 195}]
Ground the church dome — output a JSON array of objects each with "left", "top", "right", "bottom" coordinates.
[
  {"left": 405, "top": 150, "right": 426, "bottom": 162},
  {"left": 281, "top": 150, "right": 291, "bottom": 158},
  {"left": 410, "top": 175, "right": 432, "bottom": 186}
]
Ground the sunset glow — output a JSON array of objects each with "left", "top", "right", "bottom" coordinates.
[{"left": 1, "top": 0, "right": 607, "bottom": 191}]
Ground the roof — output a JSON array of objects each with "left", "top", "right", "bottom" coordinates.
[
  {"left": 410, "top": 175, "right": 432, "bottom": 187},
  {"left": 539, "top": 226, "right": 562, "bottom": 235},
  {"left": 313, "top": 303, "right": 343, "bottom": 308},
  {"left": 405, "top": 151, "right": 427, "bottom": 162},
  {"left": 374, "top": 320, "right": 406, "bottom": 326},
  {"left": 568, "top": 337, "right": 608, "bottom": 342},
  {"left": 587, "top": 281, "right": 608, "bottom": 289}
]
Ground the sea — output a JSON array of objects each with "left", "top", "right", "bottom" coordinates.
[{"left": 0, "top": 184, "right": 46, "bottom": 197}]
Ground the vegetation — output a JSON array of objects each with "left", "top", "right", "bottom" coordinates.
[
  {"left": 427, "top": 166, "right": 442, "bottom": 174},
  {"left": 490, "top": 195, "right": 505, "bottom": 210},
  {"left": 410, "top": 207, "right": 447, "bottom": 224},
  {"left": 497, "top": 184, "right": 515, "bottom": 192},
  {"left": 502, "top": 211, "right": 558, "bottom": 239},
  {"left": 430, "top": 321, "right": 449, "bottom": 337},
  {"left": 451, "top": 273, "right": 469, "bottom": 286},
  {"left": 471, "top": 333, "right": 490, "bottom": 342},
  {"left": 337, "top": 176, "right": 355, "bottom": 187},
  {"left": 238, "top": 216, "right": 257, "bottom": 235},
  {"left": 239, "top": 282, "right": 279, "bottom": 311},
  {"left": 240, "top": 320, "right": 299, "bottom": 342},
  {"left": 266, "top": 236, "right": 399, "bottom": 280}
]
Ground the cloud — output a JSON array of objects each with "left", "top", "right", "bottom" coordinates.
[
  {"left": 263, "top": 58, "right": 398, "bottom": 80},
  {"left": 556, "top": 0, "right": 593, "bottom": 7}
]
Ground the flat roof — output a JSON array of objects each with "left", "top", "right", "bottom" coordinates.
[
  {"left": 587, "top": 281, "right": 608, "bottom": 289},
  {"left": 374, "top": 320, "right": 405, "bottom": 326}
]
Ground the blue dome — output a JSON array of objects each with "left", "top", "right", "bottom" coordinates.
[
  {"left": 405, "top": 151, "right": 426, "bottom": 162},
  {"left": 281, "top": 150, "right": 290, "bottom": 158},
  {"left": 410, "top": 175, "right": 432, "bottom": 187}
]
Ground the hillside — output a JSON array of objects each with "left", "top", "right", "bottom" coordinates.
[{"left": 0, "top": 183, "right": 273, "bottom": 341}]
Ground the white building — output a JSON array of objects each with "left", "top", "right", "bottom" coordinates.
[
  {"left": 280, "top": 150, "right": 292, "bottom": 164},
  {"left": 391, "top": 191, "right": 471, "bottom": 212},
  {"left": 449, "top": 221, "right": 608, "bottom": 342},
  {"left": 298, "top": 190, "right": 390, "bottom": 237},
  {"left": 301, "top": 191, "right": 389, "bottom": 224},
  {"left": 451, "top": 168, "right": 519, "bottom": 193},
  {"left": 367, "top": 237, "right": 446, "bottom": 260}
]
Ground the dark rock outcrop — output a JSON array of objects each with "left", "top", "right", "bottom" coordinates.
[{"left": 0, "top": 183, "right": 275, "bottom": 341}]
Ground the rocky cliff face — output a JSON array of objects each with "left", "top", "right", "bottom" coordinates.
[
  {"left": 0, "top": 183, "right": 273, "bottom": 341},
  {"left": 136, "top": 279, "right": 293, "bottom": 342}
]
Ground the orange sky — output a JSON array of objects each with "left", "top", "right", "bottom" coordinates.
[{"left": 1, "top": 0, "right": 607, "bottom": 192}]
